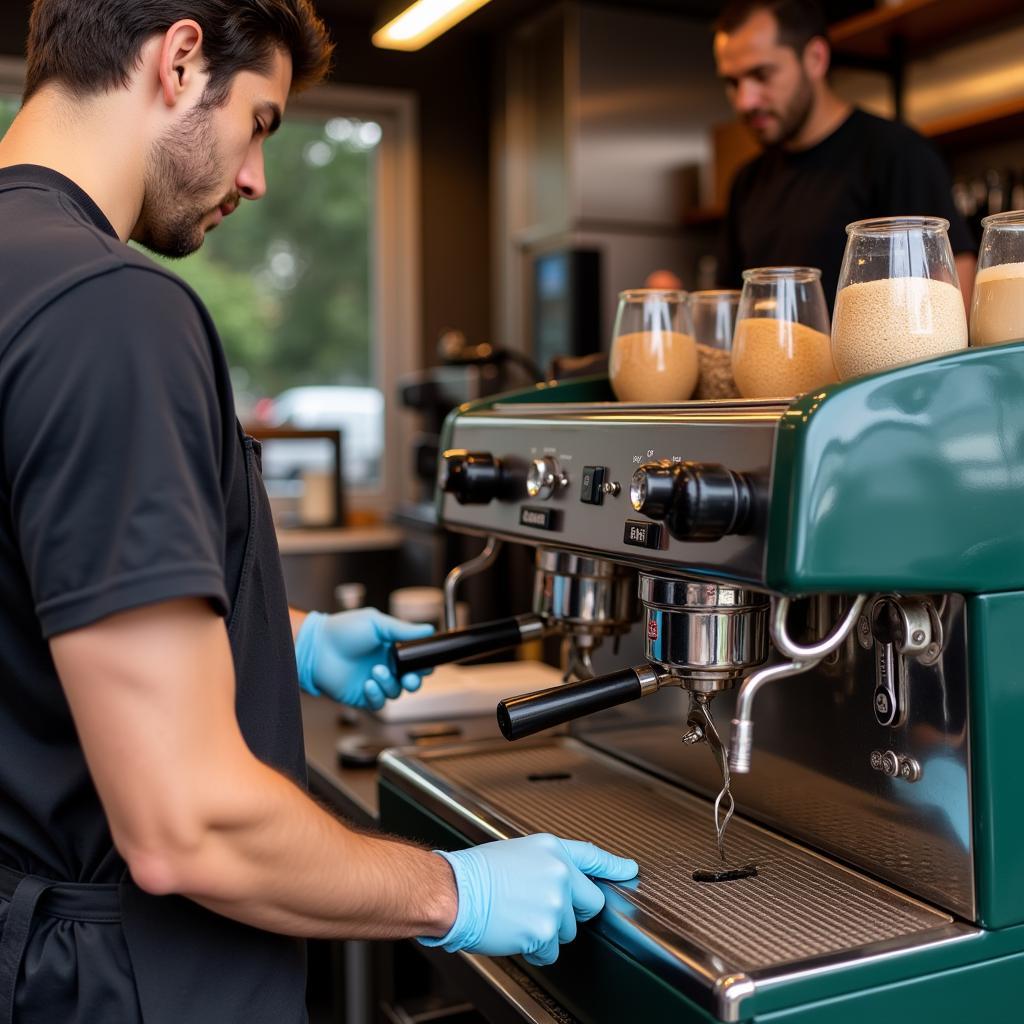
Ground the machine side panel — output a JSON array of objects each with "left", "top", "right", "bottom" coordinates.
[
  {"left": 766, "top": 342, "right": 1024, "bottom": 594},
  {"left": 753, "top": 950, "right": 1024, "bottom": 1023},
  {"left": 967, "top": 591, "right": 1024, "bottom": 929}
]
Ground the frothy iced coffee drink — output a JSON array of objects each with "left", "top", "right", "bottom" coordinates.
[
  {"left": 610, "top": 330, "right": 698, "bottom": 402},
  {"left": 832, "top": 276, "right": 967, "bottom": 379},
  {"left": 731, "top": 318, "right": 836, "bottom": 398},
  {"left": 971, "top": 262, "right": 1024, "bottom": 347}
]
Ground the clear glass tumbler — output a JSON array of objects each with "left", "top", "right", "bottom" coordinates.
[
  {"left": 832, "top": 216, "right": 967, "bottom": 380},
  {"left": 690, "top": 290, "right": 741, "bottom": 350},
  {"left": 731, "top": 268, "right": 834, "bottom": 399},
  {"left": 690, "top": 290, "right": 741, "bottom": 399},
  {"left": 609, "top": 289, "right": 698, "bottom": 402},
  {"left": 970, "top": 210, "right": 1024, "bottom": 347}
]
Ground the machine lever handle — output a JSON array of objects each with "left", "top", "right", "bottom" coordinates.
[
  {"left": 390, "top": 614, "right": 546, "bottom": 675},
  {"left": 497, "top": 665, "right": 655, "bottom": 741}
]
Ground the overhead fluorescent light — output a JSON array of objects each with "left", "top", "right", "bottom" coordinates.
[{"left": 372, "top": 0, "right": 494, "bottom": 51}]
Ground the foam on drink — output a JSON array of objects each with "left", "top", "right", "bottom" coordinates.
[
  {"left": 832, "top": 277, "right": 967, "bottom": 379},
  {"left": 731, "top": 318, "right": 836, "bottom": 399},
  {"left": 970, "top": 262, "right": 1024, "bottom": 347},
  {"left": 610, "top": 330, "right": 698, "bottom": 402}
]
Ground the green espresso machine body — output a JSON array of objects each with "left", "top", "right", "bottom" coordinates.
[{"left": 379, "top": 343, "right": 1024, "bottom": 1022}]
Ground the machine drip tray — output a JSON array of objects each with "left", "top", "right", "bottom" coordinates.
[{"left": 380, "top": 738, "right": 976, "bottom": 1022}]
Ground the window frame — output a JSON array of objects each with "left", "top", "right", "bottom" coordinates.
[{"left": 0, "top": 61, "right": 421, "bottom": 517}]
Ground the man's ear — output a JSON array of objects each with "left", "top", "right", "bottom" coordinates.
[
  {"left": 158, "top": 20, "right": 205, "bottom": 107},
  {"left": 802, "top": 36, "right": 831, "bottom": 84}
]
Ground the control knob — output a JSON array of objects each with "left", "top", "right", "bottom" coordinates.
[
  {"left": 441, "top": 450, "right": 509, "bottom": 505},
  {"left": 526, "top": 456, "right": 567, "bottom": 501},
  {"left": 629, "top": 461, "right": 755, "bottom": 541}
]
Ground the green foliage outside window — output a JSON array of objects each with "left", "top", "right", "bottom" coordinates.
[
  {"left": 0, "top": 99, "right": 14, "bottom": 138},
  {"left": 164, "top": 115, "right": 377, "bottom": 408}
]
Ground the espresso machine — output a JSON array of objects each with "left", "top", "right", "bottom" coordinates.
[{"left": 379, "top": 346, "right": 1024, "bottom": 1023}]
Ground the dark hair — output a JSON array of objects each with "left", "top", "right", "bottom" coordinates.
[
  {"left": 24, "top": 0, "right": 333, "bottom": 104},
  {"left": 714, "top": 0, "right": 829, "bottom": 53}
]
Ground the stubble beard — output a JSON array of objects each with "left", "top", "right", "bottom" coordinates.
[
  {"left": 137, "top": 101, "right": 229, "bottom": 259},
  {"left": 770, "top": 73, "right": 815, "bottom": 148}
]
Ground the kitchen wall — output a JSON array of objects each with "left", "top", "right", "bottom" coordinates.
[
  {"left": 833, "top": 22, "right": 1024, "bottom": 129},
  {"left": 493, "top": 1, "right": 732, "bottom": 358}
]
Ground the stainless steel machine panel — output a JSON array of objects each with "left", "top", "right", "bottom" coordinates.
[
  {"left": 580, "top": 594, "right": 974, "bottom": 919},
  {"left": 440, "top": 401, "right": 785, "bottom": 584},
  {"left": 380, "top": 739, "right": 974, "bottom": 1023}
]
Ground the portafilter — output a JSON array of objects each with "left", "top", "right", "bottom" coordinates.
[{"left": 389, "top": 547, "right": 637, "bottom": 680}]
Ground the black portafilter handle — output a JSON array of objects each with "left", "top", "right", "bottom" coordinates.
[
  {"left": 497, "top": 664, "right": 660, "bottom": 741},
  {"left": 390, "top": 614, "right": 547, "bottom": 676}
]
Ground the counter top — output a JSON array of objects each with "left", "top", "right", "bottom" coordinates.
[
  {"left": 277, "top": 525, "right": 404, "bottom": 556},
  {"left": 301, "top": 692, "right": 507, "bottom": 825}
]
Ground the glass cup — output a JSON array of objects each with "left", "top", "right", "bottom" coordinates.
[
  {"left": 970, "top": 210, "right": 1024, "bottom": 347},
  {"left": 690, "top": 290, "right": 741, "bottom": 350},
  {"left": 609, "top": 289, "right": 698, "bottom": 402},
  {"left": 731, "top": 268, "right": 835, "bottom": 399},
  {"left": 832, "top": 216, "right": 968, "bottom": 380},
  {"left": 690, "top": 290, "right": 741, "bottom": 399}
]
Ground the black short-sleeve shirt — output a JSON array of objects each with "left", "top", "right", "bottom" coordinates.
[
  {"left": 718, "top": 108, "right": 975, "bottom": 309},
  {"left": 0, "top": 165, "right": 307, "bottom": 1022}
]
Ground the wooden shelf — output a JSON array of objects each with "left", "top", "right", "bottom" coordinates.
[
  {"left": 830, "top": 0, "right": 1024, "bottom": 61},
  {"left": 682, "top": 205, "right": 725, "bottom": 227},
  {"left": 920, "top": 94, "right": 1024, "bottom": 149}
]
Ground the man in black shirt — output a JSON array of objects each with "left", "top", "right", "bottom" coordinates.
[
  {"left": 0, "top": 3, "right": 636, "bottom": 1021},
  {"left": 714, "top": 0, "right": 975, "bottom": 309}
]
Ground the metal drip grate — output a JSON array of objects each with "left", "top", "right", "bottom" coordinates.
[{"left": 405, "top": 741, "right": 953, "bottom": 974}]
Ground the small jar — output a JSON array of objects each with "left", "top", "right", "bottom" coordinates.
[
  {"left": 970, "top": 210, "right": 1024, "bottom": 348},
  {"left": 731, "top": 267, "right": 834, "bottom": 399},
  {"left": 832, "top": 216, "right": 967, "bottom": 380},
  {"left": 609, "top": 289, "right": 698, "bottom": 402},
  {"left": 690, "top": 289, "right": 741, "bottom": 350},
  {"left": 690, "top": 290, "right": 741, "bottom": 399}
]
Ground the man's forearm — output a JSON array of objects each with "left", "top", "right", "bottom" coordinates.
[
  {"left": 53, "top": 599, "right": 455, "bottom": 942},
  {"left": 141, "top": 756, "right": 457, "bottom": 940}
]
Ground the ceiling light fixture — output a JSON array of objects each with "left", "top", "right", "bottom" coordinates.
[{"left": 372, "top": 0, "right": 494, "bottom": 51}]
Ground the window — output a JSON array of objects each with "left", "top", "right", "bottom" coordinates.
[
  {"left": 169, "top": 86, "right": 421, "bottom": 515},
  {"left": 0, "top": 63, "right": 420, "bottom": 516}
]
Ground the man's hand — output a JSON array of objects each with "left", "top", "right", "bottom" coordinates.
[
  {"left": 421, "top": 835, "right": 639, "bottom": 966},
  {"left": 295, "top": 608, "right": 433, "bottom": 709}
]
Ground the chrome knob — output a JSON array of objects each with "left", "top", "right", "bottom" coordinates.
[
  {"left": 630, "top": 461, "right": 756, "bottom": 541},
  {"left": 629, "top": 463, "right": 675, "bottom": 517},
  {"left": 527, "top": 456, "right": 565, "bottom": 500}
]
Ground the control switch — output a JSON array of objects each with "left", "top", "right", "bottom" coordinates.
[{"left": 580, "top": 466, "right": 606, "bottom": 505}]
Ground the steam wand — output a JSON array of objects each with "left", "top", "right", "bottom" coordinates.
[{"left": 729, "top": 595, "right": 867, "bottom": 774}]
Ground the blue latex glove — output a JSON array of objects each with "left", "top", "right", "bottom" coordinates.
[
  {"left": 419, "top": 834, "right": 639, "bottom": 966},
  {"left": 295, "top": 608, "right": 434, "bottom": 710}
]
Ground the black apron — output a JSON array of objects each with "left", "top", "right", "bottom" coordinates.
[{"left": 0, "top": 433, "right": 309, "bottom": 1023}]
